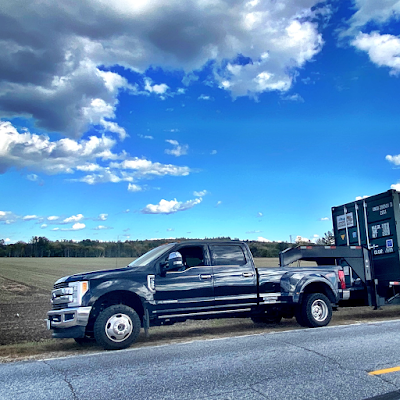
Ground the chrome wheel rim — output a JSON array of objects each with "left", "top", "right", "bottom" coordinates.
[
  {"left": 311, "top": 299, "right": 328, "bottom": 322},
  {"left": 105, "top": 313, "right": 133, "bottom": 342}
]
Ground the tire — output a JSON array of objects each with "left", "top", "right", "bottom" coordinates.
[
  {"left": 297, "top": 293, "right": 332, "bottom": 328},
  {"left": 251, "top": 312, "right": 282, "bottom": 324},
  {"left": 94, "top": 304, "right": 141, "bottom": 350}
]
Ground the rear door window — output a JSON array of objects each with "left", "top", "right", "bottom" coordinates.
[{"left": 210, "top": 245, "right": 246, "bottom": 266}]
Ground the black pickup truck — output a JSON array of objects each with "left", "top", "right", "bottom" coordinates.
[{"left": 47, "top": 241, "right": 347, "bottom": 350}]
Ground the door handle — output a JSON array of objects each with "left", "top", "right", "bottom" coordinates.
[
  {"left": 242, "top": 272, "right": 254, "bottom": 277},
  {"left": 200, "top": 274, "right": 212, "bottom": 279}
]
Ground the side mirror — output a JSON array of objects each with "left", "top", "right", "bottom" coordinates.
[
  {"left": 159, "top": 252, "right": 184, "bottom": 276},
  {"left": 168, "top": 252, "right": 183, "bottom": 270}
]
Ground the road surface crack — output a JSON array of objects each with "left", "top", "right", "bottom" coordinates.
[
  {"left": 42, "top": 360, "right": 78, "bottom": 400},
  {"left": 269, "top": 336, "right": 400, "bottom": 391}
]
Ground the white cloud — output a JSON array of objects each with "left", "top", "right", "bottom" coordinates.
[
  {"left": 198, "top": 94, "right": 213, "bottom": 101},
  {"left": 0, "top": 121, "right": 119, "bottom": 175},
  {"left": 144, "top": 78, "right": 170, "bottom": 97},
  {"left": 343, "top": 1, "right": 400, "bottom": 75},
  {"left": 257, "top": 212, "right": 263, "bottom": 217},
  {"left": 128, "top": 183, "right": 142, "bottom": 192},
  {"left": 138, "top": 134, "right": 154, "bottom": 140},
  {"left": 142, "top": 198, "right": 202, "bottom": 214},
  {"left": 210, "top": 150, "right": 217, "bottom": 155},
  {"left": 110, "top": 158, "right": 190, "bottom": 178},
  {"left": 0, "top": 0, "right": 328, "bottom": 137},
  {"left": 72, "top": 223, "right": 85, "bottom": 230},
  {"left": 0, "top": 211, "right": 16, "bottom": 224},
  {"left": 41, "top": 224, "right": 47, "bottom": 229},
  {"left": 52, "top": 223, "right": 86, "bottom": 231},
  {"left": 27, "top": 174, "right": 39, "bottom": 182},
  {"left": 296, "top": 235, "right": 310, "bottom": 243},
  {"left": 257, "top": 237, "right": 272, "bottom": 242},
  {"left": 193, "top": 190, "right": 208, "bottom": 197},
  {"left": 23, "top": 215, "right": 39, "bottom": 221},
  {"left": 320, "top": 217, "right": 329, "bottom": 221},
  {"left": 352, "top": 32, "right": 400, "bottom": 75},
  {"left": 215, "top": 201, "right": 222, "bottom": 207},
  {"left": 63, "top": 214, "right": 84, "bottom": 223},
  {"left": 165, "top": 140, "right": 189, "bottom": 157},
  {"left": 281, "top": 93, "right": 304, "bottom": 102},
  {"left": 97, "top": 214, "right": 108, "bottom": 221},
  {"left": 386, "top": 154, "right": 400, "bottom": 165},
  {"left": 355, "top": 195, "right": 370, "bottom": 200},
  {"left": 343, "top": 0, "right": 400, "bottom": 36},
  {"left": 1, "top": 121, "right": 192, "bottom": 187},
  {"left": 391, "top": 183, "right": 400, "bottom": 192},
  {"left": 94, "top": 225, "right": 111, "bottom": 230},
  {"left": 47, "top": 216, "right": 59, "bottom": 221}
]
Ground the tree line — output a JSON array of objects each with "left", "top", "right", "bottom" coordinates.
[{"left": 0, "top": 232, "right": 334, "bottom": 258}]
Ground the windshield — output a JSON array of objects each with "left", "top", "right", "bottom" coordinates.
[{"left": 128, "top": 243, "right": 175, "bottom": 267}]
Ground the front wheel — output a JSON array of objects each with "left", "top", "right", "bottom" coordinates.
[
  {"left": 296, "top": 293, "right": 332, "bottom": 328},
  {"left": 94, "top": 304, "right": 141, "bottom": 350}
]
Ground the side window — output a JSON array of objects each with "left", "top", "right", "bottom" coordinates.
[
  {"left": 210, "top": 245, "right": 246, "bottom": 266},
  {"left": 167, "top": 246, "right": 206, "bottom": 271}
]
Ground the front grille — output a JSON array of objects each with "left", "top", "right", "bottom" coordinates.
[
  {"left": 54, "top": 282, "right": 68, "bottom": 290},
  {"left": 52, "top": 303, "right": 69, "bottom": 310}
]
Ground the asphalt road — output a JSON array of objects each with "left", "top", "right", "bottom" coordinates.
[{"left": 3, "top": 321, "right": 400, "bottom": 400}]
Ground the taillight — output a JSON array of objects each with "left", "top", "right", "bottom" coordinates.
[{"left": 338, "top": 270, "right": 346, "bottom": 289}]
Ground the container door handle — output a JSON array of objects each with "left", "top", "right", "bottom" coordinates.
[
  {"left": 242, "top": 272, "right": 254, "bottom": 277},
  {"left": 200, "top": 274, "right": 212, "bottom": 280}
]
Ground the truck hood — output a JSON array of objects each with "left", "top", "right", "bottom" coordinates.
[{"left": 55, "top": 265, "right": 143, "bottom": 285}]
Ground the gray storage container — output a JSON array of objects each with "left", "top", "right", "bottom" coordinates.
[{"left": 332, "top": 190, "right": 400, "bottom": 291}]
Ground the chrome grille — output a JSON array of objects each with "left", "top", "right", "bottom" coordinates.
[{"left": 54, "top": 282, "right": 68, "bottom": 290}]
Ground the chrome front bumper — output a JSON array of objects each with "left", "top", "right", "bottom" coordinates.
[{"left": 47, "top": 306, "right": 92, "bottom": 330}]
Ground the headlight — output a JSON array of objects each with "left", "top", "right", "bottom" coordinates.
[{"left": 68, "top": 281, "right": 89, "bottom": 307}]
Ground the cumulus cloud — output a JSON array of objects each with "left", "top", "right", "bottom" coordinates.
[
  {"left": 343, "top": 1, "right": 400, "bottom": 75},
  {"left": 94, "top": 225, "right": 112, "bottom": 230},
  {"left": 52, "top": 222, "right": 86, "bottom": 231},
  {"left": 386, "top": 154, "right": 400, "bottom": 165},
  {"left": 142, "top": 198, "right": 202, "bottom": 214},
  {"left": 352, "top": 32, "right": 400, "bottom": 75},
  {"left": 127, "top": 183, "right": 142, "bottom": 192},
  {"left": 0, "top": 121, "right": 192, "bottom": 186},
  {"left": 391, "top": 183, "right": 400, "bottom": 191},
  {"left": 23, "top": 215, "right": 39, "bottom": 221},
  {"left": 63, "top": 214, "right": 84, "bottom": 223},
  {"left": 47, "top": 216, "right": 59, "bottom": 221},
  {"left": 342, "top": 0, "right": 400, "bottom": 36},
  {"left": 296, "top": 235, "right": 310, "bottom": 243},
  {"left": 165, "top": 140, "right": 189, "bottom": 157},
  {"left": 0, "top": 0, "right": 328, "bottom": 137},
  {"left": 0, "top": 211, "right": 16, "bottom": 224},
  {"left": 0, "top": 121, "right": 119, "bottom": 175}
]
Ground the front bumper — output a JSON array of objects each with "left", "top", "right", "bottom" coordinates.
[{"left": 47, "top": 306, "right": 92, "bottom": 338}]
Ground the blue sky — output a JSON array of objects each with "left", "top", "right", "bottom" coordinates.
[{"left": 1, "top": 0, "right": 400, "bottom": 244}]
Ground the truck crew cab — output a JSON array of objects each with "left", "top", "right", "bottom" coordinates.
[{"left": 48, "top": 241, "right": 345, "bottom": 350}]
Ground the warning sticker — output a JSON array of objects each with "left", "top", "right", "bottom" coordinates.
[{"left": 337, "top": 213, "right": 354, "bottom": 230}]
